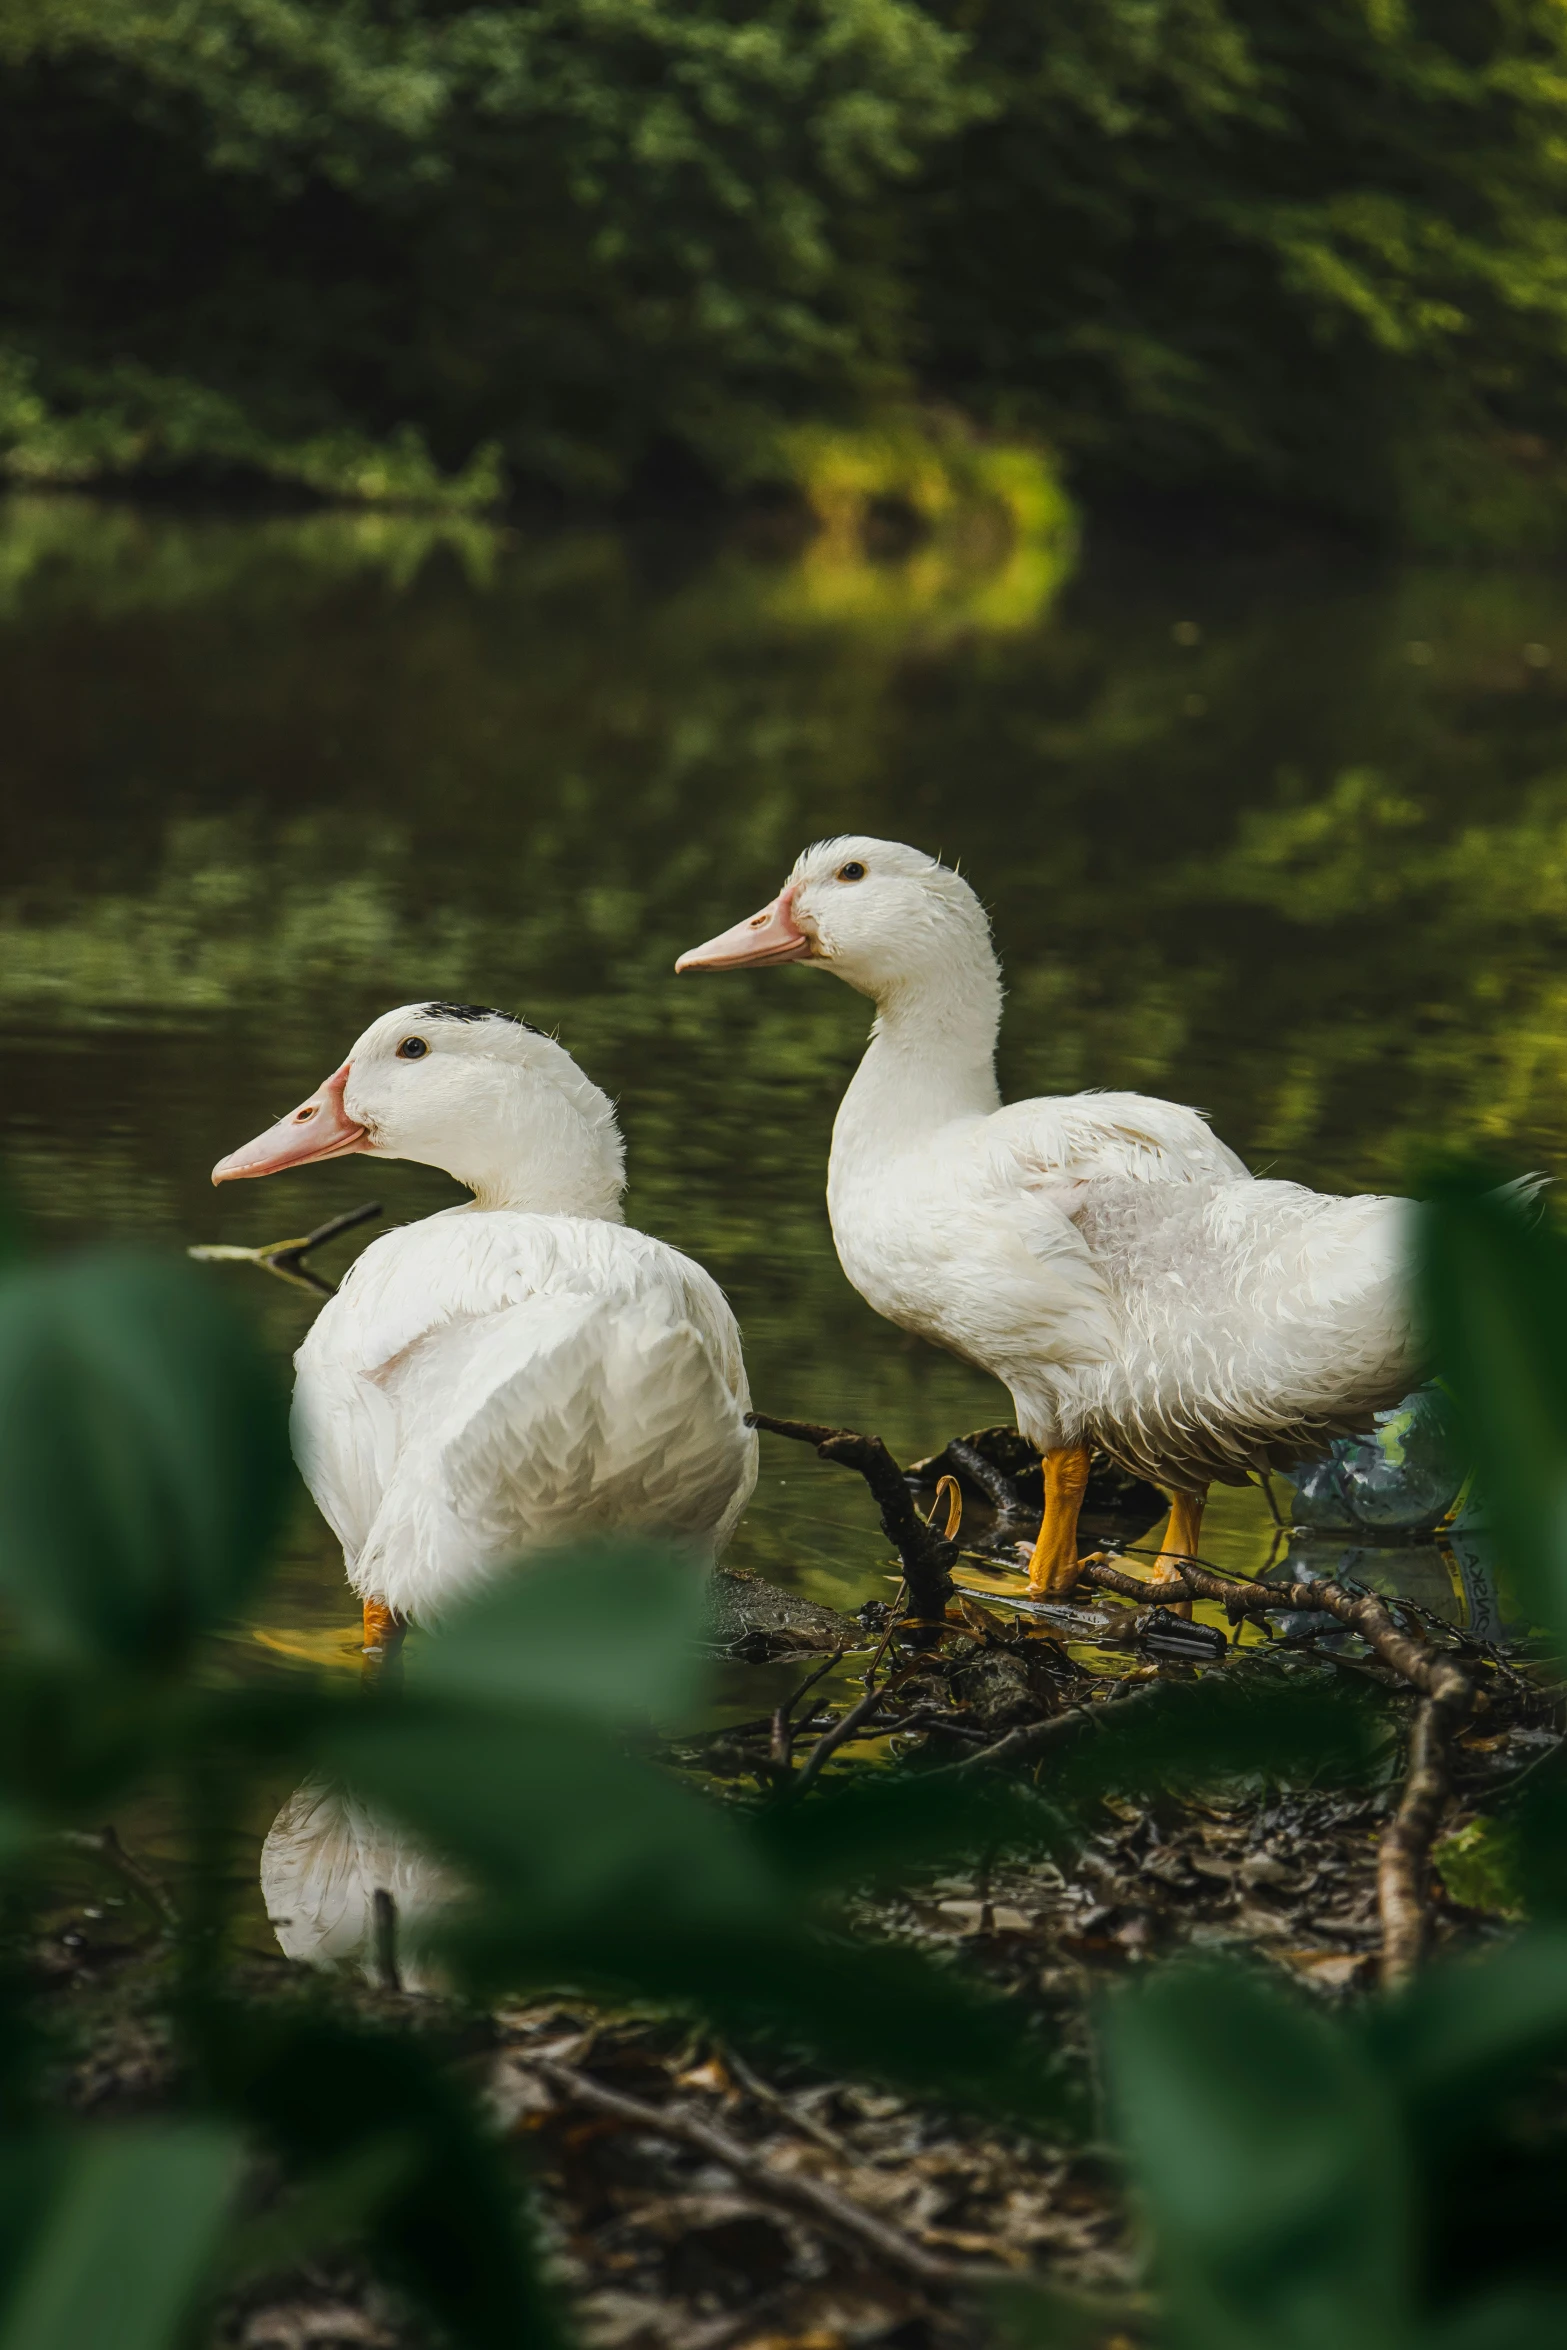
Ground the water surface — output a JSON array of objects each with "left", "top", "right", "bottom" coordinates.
[{"left": 5, "top": 492, "right": 1565, "bottom": 1652}]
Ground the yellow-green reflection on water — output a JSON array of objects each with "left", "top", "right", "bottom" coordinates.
[{"left": 5, "top": 494, "right": 1567, "bottom": 1656}]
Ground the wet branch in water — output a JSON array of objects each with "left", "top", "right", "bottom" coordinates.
[
  {"left": 746, "top": 1412, "right": 957, "bottom": 1629},
  {"left": 188, "top": 1200, "right": 383, "bottom": 1299},
  {"left": 750, "top": 1412, "right": 1491, "bottom": 1983}
]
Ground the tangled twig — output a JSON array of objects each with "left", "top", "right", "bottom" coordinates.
[
  {"left": 794, "top": 1681, "right": 891, "bottom": 1793},
  {"left": 60, "top": 1825, "right": 179, "bottom": 1930},
  {"left": 769, "top": 1650, "right": 847, "bottom": 1784},
  {"left": 747, "top": 1414, "right": 956, "bottom": 1629},
  {"left": 1087, "top": 1558, "right": 1473, "bottom": 1975},
  {"left": 188, "top": 1199, "right": 383, "bottom": 1299},
  {"left": 519, "top": 2052, "right": 1004, "bottom": 2288},
  {"left": 1376, "top": 1694, "right": 1468, "bottom": 1988},
  {"left": 755, "top": 1411, "right": 1486, "bottom": 1980},
  {"left": 1084, "top": 1555, "right": 1470, "bottom": 1696}
]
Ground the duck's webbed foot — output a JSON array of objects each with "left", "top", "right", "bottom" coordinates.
[
  {"left": 1025, "top": 1446, "right": 1093, "bottom": 1597},
  {"left": 362, "top": 1595, "right": 408, "bottom": 1663},
  {"left": 1143, "top": 1487, "right": 1205, "bottom": 1620}
]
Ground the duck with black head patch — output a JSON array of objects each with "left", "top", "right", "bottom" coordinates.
[{"left": 212, "top": 1002, "right": 757, "bottom": 1654}]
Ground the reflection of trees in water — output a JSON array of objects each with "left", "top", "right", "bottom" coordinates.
[
  {"left": 14, "top": 502, "right": 1567, "bottom": 1616},
  {"left": 0, "top": 495, "right": 510, "bottom": 620},
  {"left": 6, "top": 502, "right": 1567, "bottom": 1290}
]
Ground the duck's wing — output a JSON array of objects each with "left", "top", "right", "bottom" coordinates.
[
  {"left": 300, "top": 1215, "right": 757, "bottom": 1621},
  {"left": 289, "top": 1210, "right": 608, "bottom": 1571},
  {"left": 986, "top": 1090, "right": 1251, "bottom": 1189},
  {"left": 291, "top": 1308, "right": 398, "bottom": 1575},
  {"left": 1200, "top": 1178, "right": 1415, "bottom": 1400},
  {"left": 1076, "top": 1177, "right": 1419, "bottom": 1485},
  {"left": 951, "top": 1092, "right": 1246, "bottom": 1380}
]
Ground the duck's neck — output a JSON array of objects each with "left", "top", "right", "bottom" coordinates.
[
  {"left": 465, "top": 1163, "right": 625, "bottom": 1219},
  {"left": 438, "top": 1100, "right": 626, "bottom": 1221},
  {"left": 832, "top": 952, "right": 1004, "bottom": 1174}
]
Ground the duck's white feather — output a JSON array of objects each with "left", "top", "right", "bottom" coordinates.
[
  {"left": 294, "top": 1208, "right": 757, "bottom": 1620},
  {"left": 988, "top": 1089, "right": 1251, "bottom": 1190},
  {"left": 1064, "top": 1175, "right": 1413, "bottom": 1485}
]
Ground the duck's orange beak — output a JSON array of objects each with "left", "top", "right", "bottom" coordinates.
[
  {"left": 212, "top": 1062, "right": 367, "bottom": 1184},
  {"left": 675, "top": 886, "right": 811, "bottom": 972}
]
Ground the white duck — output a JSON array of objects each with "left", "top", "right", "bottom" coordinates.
[
  {"left": 677, "top": 839, "right": 1415, "bottom": 1599},
  {"left": 213, "top": 1002, "right": 757, "bottom": 1648}
]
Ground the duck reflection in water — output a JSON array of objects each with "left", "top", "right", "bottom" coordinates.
[{"left": 261, "top": 1782, "right": 454, "bottom": 1995}]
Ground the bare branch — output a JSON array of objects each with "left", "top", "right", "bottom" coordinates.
[{"left": 519, "top": 2052, "right": 1006, "bottom": 2288}]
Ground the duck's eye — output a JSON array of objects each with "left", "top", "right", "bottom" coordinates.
[
  {"left": 397, "top": 1037, "right": 429, "bottom": 1060},
  {"left": 837, "top": 861, "right": 867, "bottom": 882}
]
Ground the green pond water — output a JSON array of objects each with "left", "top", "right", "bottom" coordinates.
[{"left": 5, "top": 490, "right": 1567, "bottom": 1678}]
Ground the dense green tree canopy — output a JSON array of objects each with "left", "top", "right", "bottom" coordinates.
[
  {"left": 915, "top": 0, "right": 1567, "bottom": 539},
  {"left": 5, "top": 0, "right": 1567, "bottom": 537}
]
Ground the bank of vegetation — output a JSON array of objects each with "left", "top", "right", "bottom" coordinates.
[{"left": 6, "top": 1, "right": 1567, "bottom": 545}]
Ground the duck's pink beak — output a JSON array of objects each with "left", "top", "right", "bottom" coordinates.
[
  {"left": 212, "top": 1062, "right": 367, "bottom": 1184},
  {"left": 675, "top": 886, "right": 811, "bottom": 973}
]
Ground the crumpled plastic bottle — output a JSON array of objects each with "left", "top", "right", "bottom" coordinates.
[{"left": 1285, "top": 1385, "right": 1465, "bottom": 1536}]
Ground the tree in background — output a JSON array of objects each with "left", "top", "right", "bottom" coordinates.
[
  {"left": 913, "top": 0, "right": 1567, "bottom": 544},
  {"left": 6, "top": 0, "right": 1567, "bottom": 543},
  {"left": 0, "top": 0, "right": 973, "bottom": 500}
]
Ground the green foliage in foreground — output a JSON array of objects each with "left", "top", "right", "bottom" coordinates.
[
  {"left": 5, "top": 1, "right": 1567, "bottom": 538},
  {"left": 0, "top": 1239, "right": 1088, "bottom": 2346},
  {"left": 1072, "top": 1177, "right": 1567, "bottom": 2350},
  {"left": 1, "top": 1191, "right": 1567, "bottom": 2344}
]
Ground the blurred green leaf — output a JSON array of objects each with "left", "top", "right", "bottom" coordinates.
[
  {"left": 342, "top": 1705, "right": 1073, "bottom": 2123},
  {"left": 1106, "top": 1963, "right": 1411, "bottom": 2350},
  {"left": 1432, "top": 1817, "right": 1525, "bottom": 1919},
  {"left": 1361, "top": 1935, "right": 1567, "bottom": 2338},
  {"left": 1050, "top": 1668, "right": 1387, "bottom": 1808},
  {"left": 0, "top": 1806, "right": 38, "bottom": 1879},
  {"left": 1417, "top": 1173, "right": 1567, "bottom": 1648},
  {"left": 0, "top": 2145, "right": 67, "bottom": 2303},
  {"left": 1512, "top": 1754, "right": 1567, "bottom": 1916},
  {"left": 0, "top": 1172, "right": 27, "bottom": 1277},
  {"left": 1365, "top": 1929, "right": 1567, "bottom": 2120},
  {"left": 446, "top": 1906, "right": 1076, "bottom": 2131},
  {"left": 219, "top": 2135, "right": 418, "bottom": 2289},
  {"left": 0, "top": 2125, "right": 244, "bottom": 2350},
  {"left": 1427, "top": 2287, "right": 1567, "bottom": 2349},
  {"left": 758, "top": 1673, "right": 1380, "bottom": 1907},
  {"left": 753, "top": 1772, "right": 1072, "bottom": 1893},
  {"left": 0, "top": 1661, "right": 184, "bottom": 1823},
  {"left": 989, "top": 2276, "right": 1144, "bottom": 2350},
  {"left": 336, "top": 1711, "right": 779, "bottom": 1929},
  {"left": 0, "top": 1255, "right": 291, "bottom": 1669},
  {"left": 207, "top": 2006, "right": 565, "bottom": 2350},
  {"left": 414, "top": 1543, "right": 710, "bottom": 1726}
]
